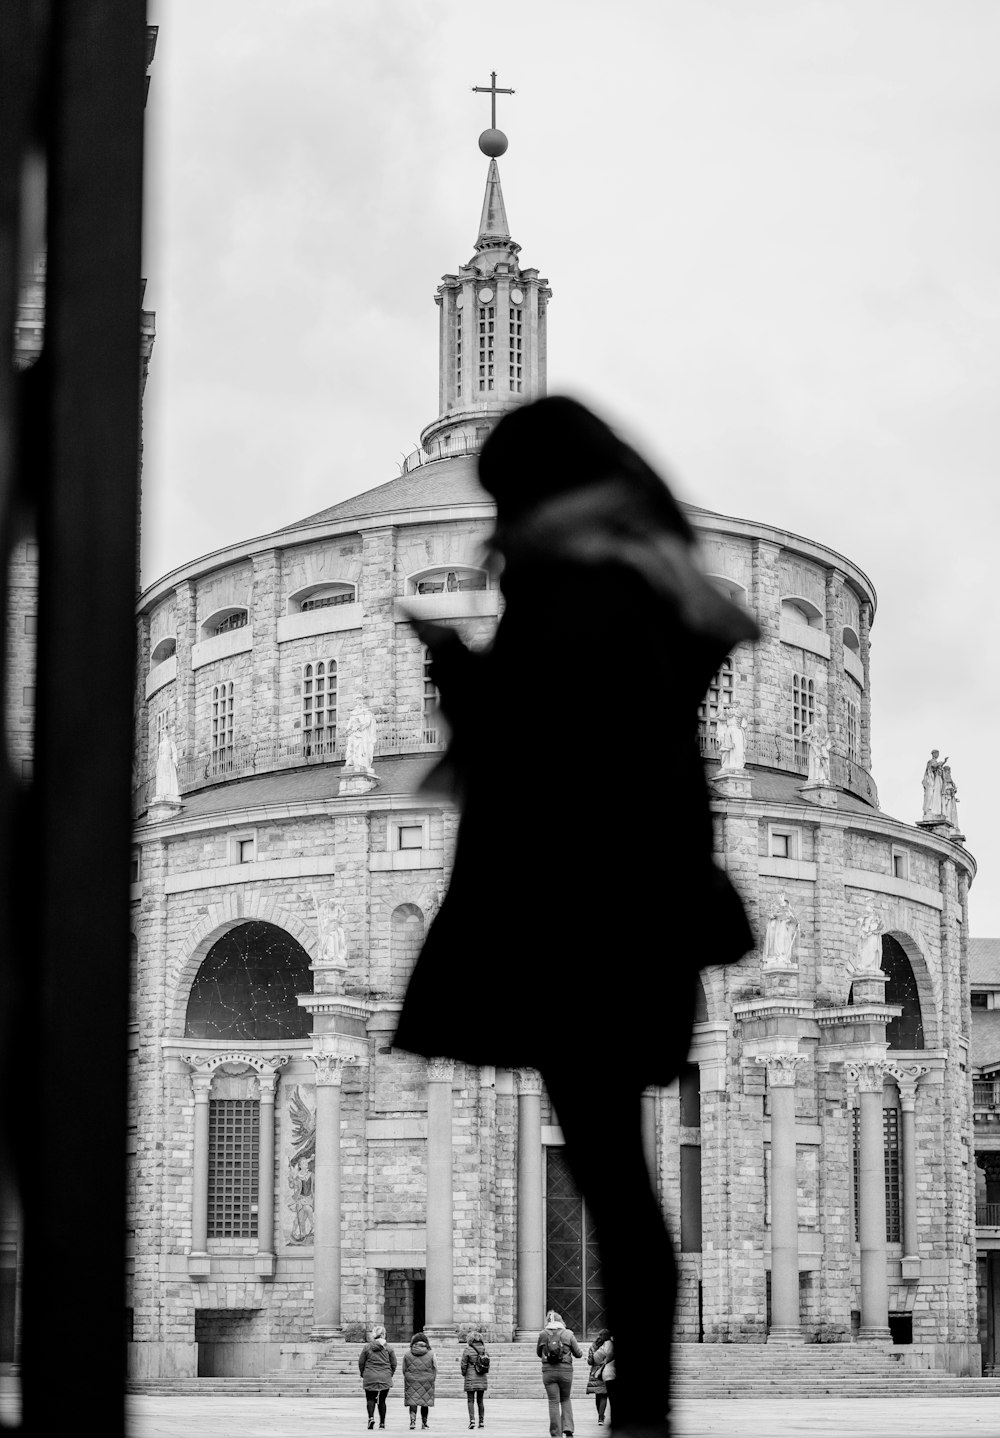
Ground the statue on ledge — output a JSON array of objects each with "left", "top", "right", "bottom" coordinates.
[
  {"left": 717, "top": 707, "right": 747, "bottom": 773},
  {"left": 921, "top": 749, "right": 948, "bottom": 818},
  {"left": 804, "top": 717, "right": 831, "bottom": 786},
  {"left": 763, "top": 893, "right": 799, "bottom": 967},
  {"left": 343, "top": 702, "right": 377, "bottom": 774},
  {"left": 153, "top": 724, "right": 180, "bottom": 804},
  {"left": 848, "top": 902, "right": 884, "bottom": 978}
]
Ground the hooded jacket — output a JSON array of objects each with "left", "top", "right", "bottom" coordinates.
[{"left": 402, "top": 1336, "right": 437, "bottom": 1407}]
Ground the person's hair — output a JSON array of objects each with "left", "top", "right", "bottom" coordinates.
[
  {"left": 411, "top": 1331, "right": 429, "bottom": 1346},
  {"left": 478, "top": 395, "right": 693, "bottom": 541},
  {"left": 594, "top": 1328, "right": 611, "bottom": 1346},
  {"left": 371, "top": 1325, "right": 386, "bottom": 1340},
  {"left": 545, "top": 1309, "right": 563, "bottom": 1325}
]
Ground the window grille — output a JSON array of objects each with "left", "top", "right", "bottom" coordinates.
[
  {"left": 211, "top": 681, "right": 234, "bottom": 771},
  {"left": 852, "top": 1106, "right": 901, "bottom": 1243},
  {"left": 478, "top": 305, "right": 495, "bottom": 391},
  {"left": 846, "top": 697, "right": 859, "bottom": 763},
  {"left": 213, "top": 610, "right": 247, "bottom": 635},
  {"left": 697, "top": 657, "right": 734, "bottom": 738},
  {"left": 455, "top": 307, "right": 462, "bottom": 396},
  {"left": 414, "top": 568, "right": 487, "bottom": 595},
  {"left": 509, "top": 305, "right": 522, "bottom": 391},
  {"left": 207, "top": 1099, "right": 259, "bottom": 1238},
  {"left": 423, "top": 647, "right": 438, "bottom": 742},
  {"left": 302, "top": 659, "right": 337, "bottom": 754},
  {"left": 300, "top": 588, "right": 354, "bottom": 611},
  {"left": 792, "top": 673, "right": 815, "bottom": 762}
]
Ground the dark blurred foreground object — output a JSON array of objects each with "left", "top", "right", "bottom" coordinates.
[
  {"left": 0, "top": 4, "right": 146, "bottom": 1433},
  {"left": 395, "top": 396, "right": 759, "bottom": 1438}
]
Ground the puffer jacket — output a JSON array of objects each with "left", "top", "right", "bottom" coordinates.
[
  {"left": 358, "top": 1339, "right": 397, "bottom": 1391},
  {"left": 402, "top": 1338, "right": 437, "bottom": 1407},
  {"left": 460, "top": 1337, "right": 489, "bottom": 1391},
  {"left": 586, "top": 1341, "right": 609, "bottom": 1394}
]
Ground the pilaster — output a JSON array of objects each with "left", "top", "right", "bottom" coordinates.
[{"left": 250, "top": 549, "right": 280, "bottom": 746}]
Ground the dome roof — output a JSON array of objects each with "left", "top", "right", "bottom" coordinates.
[{"left": 281, "top": 454, "right": 489, "bottom": 532}]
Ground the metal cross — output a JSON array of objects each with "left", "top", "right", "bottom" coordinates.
[{"left": 472, "top": 70, "right": 515, "bottom": 129}]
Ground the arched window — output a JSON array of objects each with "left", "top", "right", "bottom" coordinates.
[
  {"left": 302, "top": 659, "right": 337, "bottom": 754},
  {"left": 184, "top": 921, "right": 313, "bottom": 1041},
  {"left": 882, "top": 934, "right": 925, "bottom": 1050},
  {"left": 781, "top": 597, "right": 823, "bottom": 629},
  {"left": 698, "top": 657, "right": 733, "bottom": 739},
  {"left": 150, "top": 636, "right": 176, "bottom": 665},
  {"left": 294, "top": 583, "right": 356, "bottom": 613},
  {"left": 411, "top": 567, "right": 489, "bottom": 595},
  {"left": 203, "top": 607, "right": 248, "bottom": 637},
  {"left": 843, "top": 626, "right": 861, "bottom": 655},
  {"left": 211, "top": 681, "right": 234, "bottom": 772},
  {"left": 792, "top": 673, "right": 815, "bottom": 763}
]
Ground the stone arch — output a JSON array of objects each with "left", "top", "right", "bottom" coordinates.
[
  {"left": 183, "top": 920, "right": 313, "bottom": 1042},
  {"left": 694, "top": 966, "right": 724, "bottom": 1026},
  {"left": 883, "top": 928, "right": 938, "bottom": 1050},
  {"left": 166, "top": 897, "right": 316, "bottom": 1037},
  {"left": 707, "top": 574, "right": 749, "bottom": 607},
  {"left": 389, "top": 903, "right": 425, "bottom": 997}
]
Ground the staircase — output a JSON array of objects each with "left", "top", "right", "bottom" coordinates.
[{"left": 129, "top": 1341, "right": 1000, "bottom": 1399}]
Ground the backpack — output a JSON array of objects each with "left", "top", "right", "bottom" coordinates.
[
  {"left": 473, "top": 1350, "right": 490, "bottom": 1376},
  {"left": 544, "top": 1330, "right": 565, "bottom": 1363}
]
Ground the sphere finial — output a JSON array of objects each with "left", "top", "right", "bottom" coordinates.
[{"left": 479, "top": 128, "right": 508, "bottom": 158}]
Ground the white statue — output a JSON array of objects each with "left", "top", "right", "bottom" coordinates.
[
  {"left": 921, "top": 749, "right": 947, "bottom": 817},
  {"left": 804, "top": 717, "right": 831, "bottom": 786},
  {"left": 313, "top": 896, "right": 348, "bottom": 967},
  {"left": 343, "top": 702, "right": 377, "bottom": 774},
  {"left": 849, "top": 902, "right": 884, "bottom": 978},
  {"left": 763, "top": 893, "right": 799, "bottom": 967},
  {"left": 941, "top": 763, "right": 960, "bottom": 827},
  {"left": 717, "top": 708, "right": 747, "bottom": 773},
  {"left": 153, "top": 725, "right": 180, "bottom": 803}
]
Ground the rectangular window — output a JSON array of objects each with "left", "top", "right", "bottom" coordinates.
[
  {"left": 211, "top": 681, "right": 235, "bottom": 772},
  {"left": 852, "top": 1107, "right": 901, "bottom": 1243},
  {"left": 697, "top": 657, "right": 734, "bottom": 740},
  {"left": 509, "top": 306, "right": 523, "bottom": 389},
  {"left": 238, "top": 838, "right": 255, "bottom": 864},
  {"left": 129, "top": 848, "right": 141, "bottom": 884},
  {"left": 24, "top": 614, "right": 37, "bottom": 635},
  {"left": 972, "top": 992, "right": 989, "bottom": 1009},
  {"left": 302, "top": 659, "right": 337, "bottom": 755},
  {"left": 455, "top": 307, "right": 463, "bottom": 395},
  {"left": 207, "top": 1099, "right": 259, "bottom": 1239},
  {"left": 892, "top": 848, "right": 909, "bottom": 881},
  {"left": 846, "top": 697, "right": 860, "bottom": 764},
  {"left": 397, "top": 825, "right": 424, "bottom": 850},
  {"left": 792, "top": 673, "right": 815, "bottom": 763},
  {"left": 422, "top": 648, "right": 438, "bottom": 742}
]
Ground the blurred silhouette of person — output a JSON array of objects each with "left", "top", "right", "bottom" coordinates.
[{"left": 395, "top": 395, "right": 758, "bottom": 1438}]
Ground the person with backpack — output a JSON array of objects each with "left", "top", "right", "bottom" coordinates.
[
  {"left": 402, "top": 1331, "right": 436, "bottom": 1430},
  {"left": 358, "top": 1324, "right": 397, "bottom": 1430},
  {"left": 537, "top": 1309, "right": 583, "bottom": 1437},
  {"left": 460, "top": 1330, "right": 490, "bottom": 1429},
  {"left": 586, "top": 1328, "right": 612, "bottom": 1426}
]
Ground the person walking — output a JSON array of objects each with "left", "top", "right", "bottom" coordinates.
[
  {"left": 402, "top": 1331, "right": 436, "bottom": 1430},
  {"left": 586, "top": 1329, "right": 612, "bottom": 1426},
  {"left": 358, "top": 1325, "right": 397, "bottom": 1430},
  {"left": 460, "top": 1330, "right": 489, "bottom": 1429},
  {"left": 394, "top": 395, "right": 758, "bottom": 1438},
  {"left": 537, "top": 1309, "right": 583, "bottom": 1438},
  {"left": 596, "top": 1333, "right": 616, "bottom": 1425}
]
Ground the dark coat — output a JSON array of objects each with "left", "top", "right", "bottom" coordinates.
[
  {"left": 402, "top": 1339, "right": 436, "bottom": 1407},
  {"left": 394, "top": 466, "right": 757, "bottom": 1085},
  {"left": 460, "top": 1338, "right": 489, "bottom": 1392},
  {"left": 586, "top": 1341, "right": 609, "bottom": 1395},
  {"left": 358, "top": 1340, "right": 396, "bottom": 1391}
]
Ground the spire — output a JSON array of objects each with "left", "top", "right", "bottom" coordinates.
[{"left": 476, "top": 159, "right": 510, "bottom": 249}]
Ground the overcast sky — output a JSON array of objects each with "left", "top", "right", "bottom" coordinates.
[{"left": 142, "top": 0, "right": 1000, "bottom": 932}]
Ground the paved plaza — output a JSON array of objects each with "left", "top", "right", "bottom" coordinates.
[{"left": 112, "top": 1395, "right": 1000, "bottom": 1438}]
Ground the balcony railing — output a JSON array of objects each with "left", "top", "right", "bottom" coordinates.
[
  {"left": 974, "top": 1082, "right": 1000, "bottom": 1110},
  {"left": 399, "top": 432, "right": 483, "bottom": 475},
  {"left": 698, "top": 723, "right": 878, "bottom": 807},
  {"left": 977, "top": 1204, "right": 1000, "bottom": 1227}
]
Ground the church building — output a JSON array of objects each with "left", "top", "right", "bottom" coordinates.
[{"left": 126, "top": 114, "right": 980, "bottom": 1380}]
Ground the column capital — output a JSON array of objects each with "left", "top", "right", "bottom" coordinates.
[
  {"left": 514, "top": 1067, "right": 543, "bottom": 1096},
  {"left": 189, "top": 1070, "right": 214, "bottom": 1099},
  {"left": 310, "top": 1053, "right": 346, "bottom": 1087},
  {"left": 427, "top": 1057, "right": 455, "bottom": 1084},
  {"left": 846, "top": 1060, "right": 891, "bottom": 1094},
  {"left": 886, "top": 1062, "right": 929, "bottom": 1109},
  {"left": 754, "top": 1053, "right": 809, "bottom": 1087}
]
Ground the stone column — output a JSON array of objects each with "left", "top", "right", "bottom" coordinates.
[
  {"left": 515, "top": 1067, "right": 545, "bottom": 1339},
  {"left": 189, "top": 1069, "right": 212, "bottom": 1260},
  {"left": 889, "top": 1064, "right": 928, "bottom": 1264},
  {"left": 848, "top": 1061, "right": 892, "bottom": 1342},
  {"left": 425, "top": 1057, "right": 455, "bottom": 1335},
  {"left": 757, "top": 1053, "right": 809, "bottom": 1342},
  {"left": 256, "top": 1067, "right": 279, "bottom": 1272},
  {"left": 641, "top": 1087, "right": 658, "bottom": 1188},
  {"left": 311, "top": 1054, "right": 345, "bottom": 1335}
]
